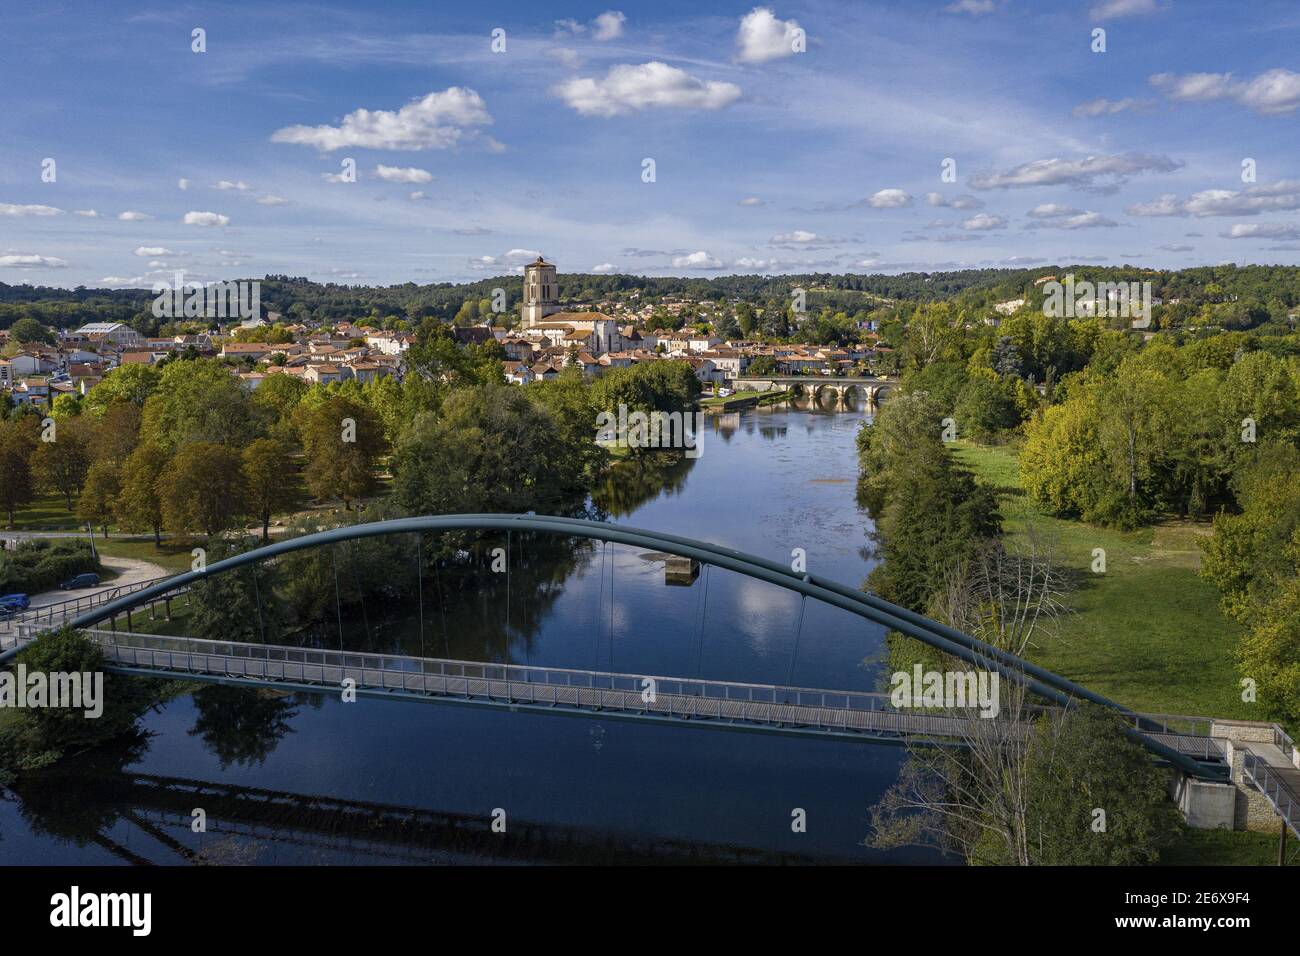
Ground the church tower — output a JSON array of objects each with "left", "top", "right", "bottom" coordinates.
[{"left": 521, "top": 256, "right": 560, "bottom": 327}]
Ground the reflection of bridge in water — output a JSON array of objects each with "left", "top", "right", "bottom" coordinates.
[
  {"left": 6, "top": 513, "right": 1298, "bottom": 841},
  {"left": 7, "top": 771, "right": 846, "bottom": 865}
]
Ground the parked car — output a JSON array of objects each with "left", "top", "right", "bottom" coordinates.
[
  {"left": 59, "top": 572, "right": 100, "bottom": 590},
  {"left": 0, "top": 593, "right": 30, "bottom": 614}
]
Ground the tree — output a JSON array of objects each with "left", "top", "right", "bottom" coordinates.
[
  {"left": 186, "top": 541, "right": 287, "bottom": 644},
  {"left": 114, "top": 443, "right": 169, "bottom": 545},
  {"left": 30, "top": 416, "right": 93, "bottom": 510},
  {"left": 81, "top": 363, "right": 161, "bottom": 417},
  {"left": 393, "top": 384, "right": 577, "bottom": 515},
  {"left": 954, "top": 372, "right": 1021, "bottom": 441},
  {"left": 0, "top": 416, "right": 39, "bottom": 527},
  {"left": 89, "top": 401, "right": 142, "bottom": 465},
  {"left": 296, "top": 395, "right": 385, "bottom": 509},
  {"left": 157, "top": 441, "right": 246, "bottom": 537},
  {"left": 76, "top": 460, "right": 120, "bottom": 537},
  {"left": 242, "top": 438, "right": 300, "bottom": 542},
  {"left": 140, "top": 358, "right": 257, "bottom": 450},
  {"left": 8, "top": 317, "right": 53, "bottom": 345}
]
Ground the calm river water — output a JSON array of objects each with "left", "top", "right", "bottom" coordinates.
[{"left": 1, "top": 400, "right": 943, "bottom": 865}]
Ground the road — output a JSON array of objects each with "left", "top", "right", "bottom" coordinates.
[{"left": 24, "top": 555, "right": 170, "bottom": 611}]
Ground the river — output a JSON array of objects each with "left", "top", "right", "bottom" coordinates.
[{"left": 0, "top": 399, "right": 942, "bottom": 865}]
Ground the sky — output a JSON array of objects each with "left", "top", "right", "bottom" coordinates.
[{"left": 4, "top": 0, "right": 1300, "bottom": 289}]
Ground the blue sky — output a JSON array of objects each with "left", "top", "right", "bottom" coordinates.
[{"left": 4, "top": 0, "right": 1300, "bottom": 288}]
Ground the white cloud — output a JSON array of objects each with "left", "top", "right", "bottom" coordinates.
[
  {"left": 183, "top": 210, "right": 229, "bottom": 227},
  {"left": 926, "top": 192, "right": 983, "bottom": 209},
  {"left": 945, "top": 0, "right": 996, "bottom": 14},
  {"left": 74, "top": 209, "right": 99, "bottom": 217},
  {"left": 554, "top": 62, "right": 741, "bottom": 116},
  {"left": 0, "top": 254, "right": 67, "bottom": 268},
  {"left": 178, "top": 178, "right": 190, "bottom": 191},
  {"left": 969, "top": 153, "right": 1180, "bottom": 190},
  {"left": 1159, "top": 243, "right": 1194, "bottom": 252},
  {"left": 213, "top": 180, "right": 251, "bottom": 192},
  {"left": 0, "top": 203, "right": 62, "bottom": 217},
  {"left": 1027, "top": 208, "right": 1118, "bottom": 229},
  {"left": 1072, "top": 97, "right": 1154, "bottom": 117},
  {"left": 738, "top": 196, "right": 766, "bottom": 206},
  {"left": 118, "top": 210, "right": 152, "bottom": 221},
  {"left": 1221, "top": 223, "right": 1300, "bottom": 240},
  {"left": 962, "top": 213, "right": 1007, "bottom": 230},
  {"left": 868, "top": 188, "right": 913, "bottom": 208},
  {"left": 1151, "top": 69, "right": 1300, "bottom": 115},
  {"left": 1091, "top": 0, "right": 1161, "bottom": 19},
  {"left": 134, "top": 246, "right": 177, "bottom": 257},
  {"left": 271, "top": 87, "right": 494, "bottom": 151},
  {"left": 734, "top": 257, "right": 780, "bottom": 270},
  {"left": 256, "top": 195, "right": 289, "bottom": 205},
  {"left": 98, "top": 275, "right": 147, "bottom": 287},
  {"left": 1127, "top": 181, "right": 1300, "bottom": 217},
  {"left": 736, "top": 7, "right": 804, "bottom": 64},
  {"left": 1027, "top": 203, "right": 1083, "bottom": 218},
  {"left": 374, "top": 164, "right": 433, "bottom": 183},
  {"left": 671, "top": 250, "right": 724, "bottom": 269},
  {"left": 591, "top": 262, "right": 618, "bottom": 274},
  {"left": 592, "top": 11, "right": 626, "bottom": 41}
]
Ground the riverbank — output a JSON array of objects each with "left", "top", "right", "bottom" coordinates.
[
  {"left": 951, "top": 440, "right": 1249, "bottom": 722},
  {"left": 698, "top": 389, "right": 792, "bottom": 411}
]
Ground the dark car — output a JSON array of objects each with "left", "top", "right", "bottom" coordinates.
[
  {"left": 59, "top": 572, "right": 100, "bottom": 590},
  {"left": 0, "top": 593, "right": 30, "bottom": 614}
]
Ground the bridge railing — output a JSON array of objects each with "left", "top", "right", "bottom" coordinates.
[
  {"left": 1242, "top": 751, "right": 1300, "bottom": 838},
  {"left": 2, "top": 575, "right": 183, "bottom": 650}
]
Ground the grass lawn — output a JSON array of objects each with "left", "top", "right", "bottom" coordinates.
[
  {"left": 1162, "top": 826, "right": 1297, "bottom": 866},
  {"left": 95, "top": 537, "right": 197, "bottom": 574},
  {"left": 951, "top": 440, "right": 1249, "bottom": 722},
  {"left": 4, "top": 491, "right": 84, "bottom": 531}
]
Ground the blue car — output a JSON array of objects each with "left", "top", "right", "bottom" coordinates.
[
  {"left": 0, "top": 593, "right": 30, "bottom": 614},
  {"left": 59, "top": 573, "right": 100, "bottom": 590}
]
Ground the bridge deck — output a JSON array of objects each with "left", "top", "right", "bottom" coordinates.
[{"left": 80, "top": 629, "right": 1224, "bottom": 760}]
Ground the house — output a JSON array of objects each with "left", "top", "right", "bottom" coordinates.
[
  {"left": 74, "top": 322, "right": 143, "bottom": 347},
  {"left": 504, "top": 361, "right": 535, "bottom": 385}
]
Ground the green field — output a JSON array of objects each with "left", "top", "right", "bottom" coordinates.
[
  {"left": 95, "top": 537, "right": 197, "bottom": 573},
  {"left": 951, "top": 441, "right": 1249, "bottom": 722},
  {"left": 3, "top": 491, "right": 84, "bottom": 531}
]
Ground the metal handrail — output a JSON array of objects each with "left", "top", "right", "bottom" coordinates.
[{"left": 1242, "top": 751, "right": 1299, "bottom": 837}]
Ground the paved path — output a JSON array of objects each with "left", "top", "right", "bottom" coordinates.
[{"left": 24, "top": 555, "right": 169, "bottom": 610}]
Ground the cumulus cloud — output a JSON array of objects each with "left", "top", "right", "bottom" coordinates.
[
  {"left": 554, "top": 62, "right": 741, "bottom": 116},
  {"left": 768, "top": 230, "right": 846, "bottom": 248},
  {"left": 74, "top": 210, "right": 99, "bottom": 217},
  {"left": 118, "top": 210, "right": 152, "bottom": 221},
  {"left": 962, "top": 213, "right": 1007, "bottom": 230},
  {"left": 592, "top": 10, "right": 626, "bottom": 41},
  {"left": 178, "top": 178, "right": 190, "bottom": 190},
  {"left": 1026, "top": 205, "right": 1117, "bottom": 229},
  {"left": 134, "top": 246, "right": 177, "bottom": 257},
  {"left": 471, "top": 248, "right": 544, "bottom": 271},
  {"left": 1220, "top": 223, "right": 1300, "bottom": 240},
  {"left": 969, "top": 153, "right": 1180, "bottom": 190},
  {"left": 272, "top": 87, "right": 494, "bottom": 151},
  {"left": 734, "top": 257, "right": 780, "bottom": 270},
  {"left": 256, "top": 195, "right": 289, "bottom": 206},
  {"left": 925, "top": 192, "right": 983, "bottom": 209},
  {"left": 1151, "top": 69, "right": 1300, "bottom": 115},
  {"left": 868, "top": 188, "right": 913, "bottom": 208},
  {"left": 213, "top": 180, "right": 251, "bottom": 192},
  {"left": 591, "top": 262, "right": 618, "bottom": 274},
  {"left": 1127, "top": 181, "right": 1300, "bottom": 217},
  {"left": 183, "top": 211, "right": 229, "bottom": 227},
  {"left": 0, "top": 254, "right": 67, "bottom": 268},
  {"left": 1091, "top": 0, "right": 1162, "bottom": 20},
  {"left": 374, "top": 164, "right": 434, "bottom": 183},
  {"left": 0, "top": 203, "right": 62, "bottom": 217},
  {"left": 671, "top": 250, "right": 724, "bottom": 269},
  {"left": 736, "top": 7, "right": 804, "bottom": 64}
]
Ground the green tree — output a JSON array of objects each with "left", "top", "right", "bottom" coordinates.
[
  {"left": 8, "top": 317, "right": 53, "bottom": 345},
  {"left": 242, "top": 438, "right": 300, "bottom": 542},
  {"left": 296, "top": 395, "right": 385, "bottom": 509},
  {"left": 0, "top": 416, "right": 39, "bottom": 527},
  {"left": 30, "top": 417, "right": 93, "bottom": 510},
  {"left": 157, "top": 441, "right": 246, "bottom": 537},
  {"left": 76, "top": 460, "right": 120, "bottom": 537},
  {"left": 114, "top": 443, "right": 169, "bottom": 545},
  {"left": 140, "top": 358, "right": 257, "bottom": 449}
]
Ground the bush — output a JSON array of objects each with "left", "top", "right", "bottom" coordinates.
[{"left": 0, "top": 539, "right": 100, "bottom": 594}]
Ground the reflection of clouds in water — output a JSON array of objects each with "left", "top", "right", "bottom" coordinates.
[{"left": 711, "top": 574, "right": 802, "bottom": 657}]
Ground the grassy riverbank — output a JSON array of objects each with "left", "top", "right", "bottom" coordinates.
[{"left": 950, "top": 440, "right": 1248, "bottom": 721}]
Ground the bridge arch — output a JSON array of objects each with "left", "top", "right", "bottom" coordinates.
[{"left": 63, "top": 513, "right": 1218, "bottom": 777}]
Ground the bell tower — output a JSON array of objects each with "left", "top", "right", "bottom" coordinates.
[{"left": 521, "top": 256, "right": 560, "bottom": 327}]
